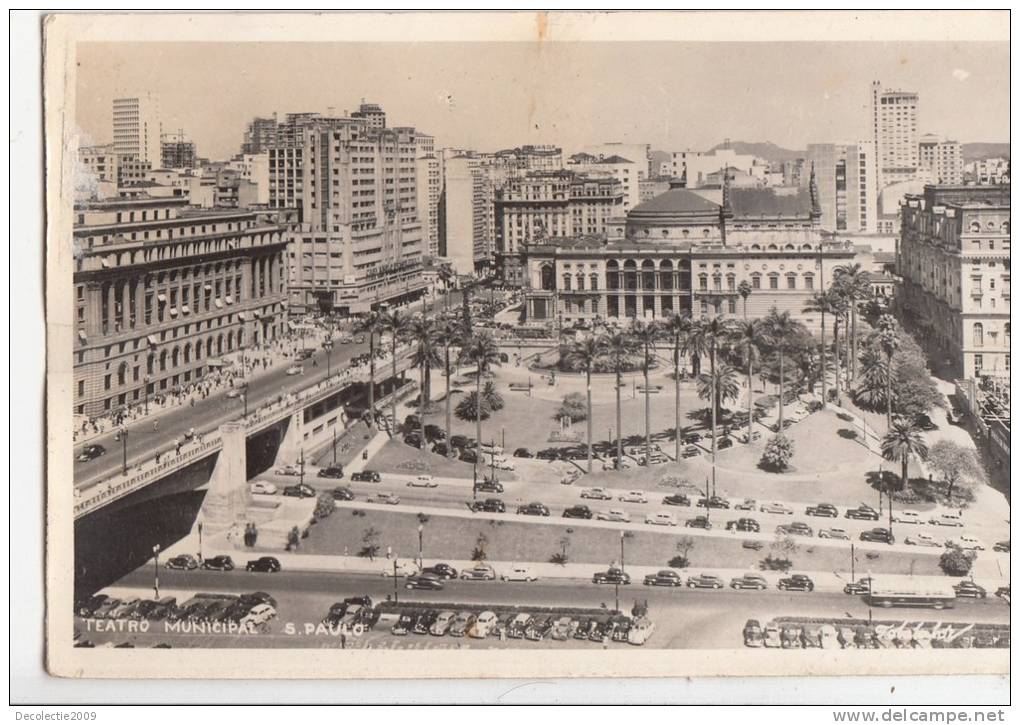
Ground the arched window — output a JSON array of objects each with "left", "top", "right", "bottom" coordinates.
[
  {"left": 785, "top": 244, "right": 796, "bottom": 251},
  {"left": 682, "top": 229, "right": 690, "bottom": 237},
  {"left": 726, "top": 274, "right": 736, "bottom": 291},
  {"left": 767, "top": 244, "right": 778, "bottom": 251},
  {"left": 623, "top": 260, "right": 638, "bottom": 291},
  {"left": 576, "top": 273, "right": 585, "bottom": 291},
  {"left": 159, "top": 350, "right": 167, "bottom": 371},
  {"left": 171, "top": 347, "right": 180, "bottom": 368},
  {"left": 146, "top": 353, "right": 155, "bottom": 375},
  {"left": 973, "top": 322, "right": 984, "bottom": 347},
  {"left": 605, "top": 261, "right": 619, "bottom": 291},
  {"left": 698, "top": 274, "right": 709, "bottom": 291},
  {"left": 659, "top": 260, "right": 674, "bottom": 291},
  {"left": 117, "top": 362, "right": 127, "bottom": 386},
  {"left": 562, "top": 274, "right": 572, "bottom": 291},
  {"left": 970, "top": 221, "right": 981, "bottom": 233},
  {"left": 540, "top": 265, "right": 555, "bottom": 291},
  {"left": 702, "top": 228, "right": 711, "bottom": 237},
  {"left": 750, "top": 244, "right": 761, "bottom": 251},
  {"left": 183, "top": 343, "right": 192, "bottom": 364},
  {"left": 712, "top": 274, "right": 722, "bottom": 291},
  {"left": 641, "top": 260, "right": 656, "bottom": 290},
  {"left": 661, "top": 229, "right": 669, "bottom": 238},
  {"left": 590, "top": 273, "right": 599, "bottom": 291}
]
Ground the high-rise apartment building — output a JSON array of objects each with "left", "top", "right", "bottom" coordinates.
[
  {"left": 871, "top": 81, "right": 919, "bottom": 189},
  {"left": 415, "top": 133, "right": 441, "bottom": 256},
  {"left": 898, "top": 184, "right": 1011, "bottom": 380},
  {"left": 806, "top": 142, "right": 877, "bottom": 233},
  {"left": 918, "top": 134, "right": 964, "bottom": 184},
  {"left": 352, "top": 101, "right": 386, "bottom": 129},
  {"left": 112, "top": 94, "right": 162, "bottom": 164},
  {"left": 439, "top": 154, "right": 492, "bottom": 275},
  {"left": 242, "top": 114, "right": 280, "bottom": 154},
  {"left": 160, "top": 132, "right": 197, "bottom": 169}
]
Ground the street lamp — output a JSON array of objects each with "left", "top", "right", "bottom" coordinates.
[
  {"left": 240, "top": 381, "right": 249, "bottom": 418},
  {"left": 299, "top": 448, "right": 306, "bottom": 487},
  {"left": 417, "top": 524, "right": 424, "bottom": 569},
  {"left": 619, "top": 530, "right": 626, "bottom": 572},
  {"left": 143, "top": 375, "right": 150, "bottom": 415},
  {"left": 119, "top": 426, "right": 129, "bottom": 475},
  {"left": 152, "top": 544, "right": 161, "bottom": 599}
]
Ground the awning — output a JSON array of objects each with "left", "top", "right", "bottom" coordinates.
[
  {"left": 252, "top": 310, "right": 261, "bottom": 319},
  {"left": 238, "top": 312, "right": 248, "bottom": 321},
  {"left": 206, "top": 357, "right": 226, "bottom": 367},
  {"left": 287, "top": 321, "right": 298, "bottom": 330},
  {"left": 204, "top": 284, "right": 212, "bottom": 292},
  {"left": 101, "top": 259, "right": 111, "bottom": 269},
  {"left": 225, "top": 295, "right": 234, "bottom": 305},
  {"left": 147, "top": 334, "right": 159, "bottom": 346},
  {"left": 169, "top": 307, "right": 178, "bottom": 317},
  {"left": 157, "top": 294, "right": 167, "bottom": 303},
  {"left": 181, "top": 305, "right": 190, "bottom": 314},
  {"left": 214, "top": 298, "right": 224, "bottom": 309},
  {"left": 77, "top": 330, "right": 87, "bottom": 342},
  {"left": 280, "top": 301, "right": 288, "bottom": 309}
]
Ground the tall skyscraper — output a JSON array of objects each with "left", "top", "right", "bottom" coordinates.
[
  {"left": 871, "top": 80, "right": 919, "bottom": 190},
  {"left": 918, "top": 134, "right": 964, "bottom": 184},
  {"left": 112, "top": 93, "right": 162, "bottom": 164}
]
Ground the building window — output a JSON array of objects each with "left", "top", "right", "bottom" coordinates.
[
  {"left": 751, "top": 274, "right": 761, "bottom": 290},
  {"left": 787, "top": 274, "right": 796, "bottom": 290},
  {"left": 974, "top": 354, "right": 983, "bottom": 372},
  {"left": 769, "top": 275, "right": 779, "bottom": 290},
  {"left": 699, "top": 275, "right": 708, "bottom": 291},
  {"left": 804, "top": 274, "right": 814, "bottom": 290},
  {"left": 562, "top": 274, "right": 572, "bottom": 291},
  {"left": 973, "top": 322, "right": 984, "bottom": 347},
  {"left": 728, "top": 299, "right": 736, "bottom": 314}
]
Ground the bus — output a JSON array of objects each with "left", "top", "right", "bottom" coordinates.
[{"left": 866, "top": 577, "right": 957, "bottom": 610}]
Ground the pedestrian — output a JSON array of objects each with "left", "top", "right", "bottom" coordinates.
[
  {"left": 155, "top": 452, "right": 161, "bottom": 464},
  {"left": 175, "top": 443, "right": 182, "bottom": 456}
]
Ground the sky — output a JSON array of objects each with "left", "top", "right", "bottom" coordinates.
[{"left": 74, "top": 41, "right": 1009, "bottom": 160}]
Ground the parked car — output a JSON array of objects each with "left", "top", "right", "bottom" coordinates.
[
  {"left": 805, "top": 503, "right": 839, "bottom": 518},
  {"left": 627, "top": 619, "right": 656, "bottom": 646},
  {"left": 697, "top": 496, "right": 730, "bottom": 509},
  {"left": 450, "top": 434, "right": 472, "bottom": 449},
  {"left": 501, "top": 565, "right": 537, "bottom": 582},
  {"left": 283, "top": 483, "right": 316, "bottom": 498},
  {"left": 245, "top": 557, "right": 281, "bottom": 573},
  {"left": 165, "top": 554, "right": 199, "bottom": 571},
  {"left": 239, "top": 603, "right": 277, "bottom": 630},
  {"left": 77, "top": 444, "right": 106, "bottom": 462},
  {"left": 460, "top": 563, "right": 497, "bottom": 581},
  {"left": 643, "top": 570, "right": 683, "bottom": 587},
  {"left": 424, "top": 424, "right": 446, "bottom": 442},
  {"left": 777, "top": 574, "right": 815, "bottom": 592},
  {"left": 407, "top": 474, "right": 438, "bottom": 488},
  {"left": 681, "top": 446, "right": 702, "bottom": 459},
  {"left": 592, "top": 568, "right": 631, "bottom": 585},
  {"left": 372, "top": 492, "right": 401, "bottom": 506},
  {"left": 845, "top": 504, "right": 880, "bottom": 521},
  {"left": 201, "top": 555, "right": 235, "bottom": 572},
  {"left": 516, "top": 502, "right": 550, "bottom": 517},
  {"left": 469, "top": 611, "right": 498, "bottom": 639},
  {"left": 382, "top": 561, "right": 419, "bottom": 578},
  {"left": 891, "top": 510, "right": 922, "bottom": 524},
  {"left": 405, "top": 573, "right": 445, "bottom": 591},
  {"left": 429, "top": 611, "right": 457, "bottom": 636},
  {"left": 619, "top": 490, "right": 649, "bottom": 504},
  {"left": 802, "top": 626, "right": 824, "bottom": 649},
  {"left": 686, "top": 573, "right": 724, "bottom": 589},
  {"left": 684, "top": 515, "right": 712, "bottom": 530},
  {"left": 470, "top": 498, "right": 506, "bottom": 513},
  {"left": 905, "top": 532, "right": 941, "bottom": 547},
  {"left": 431, "top": 442, "right": 451, "bottom": 457},
  {"left": 285, "top": 365, "right": 303, "bottom": 376},
  {"left": 249, "top": 480, "right": 278, "bottom": 495},
  {"left": 331, "top": 486, "right": 355, "bottom": 501},
  {"left": 274, "top": 463, "right": 302, "bottom": 476},
  {"left": 512, "top": 447, "right": 534, "bottom": 458},
  {"left": 525, "top": 616, "right": 554, "bottom": 641},
  {"left": 597, "top": 509, "right": 631, "bottom": 523},
  {"left": 859, "top": 527, "right": 895, "bottom": 544},
  {"left": 743, "top": 619, "right": 764, "bottom": 647},
  {"left": 742, "top": 540, "right": 764, "bottom": 551},
  {"left": 507, "top": 613, "right": 532, "bottom": 639},
  {"left": 819, "top": 527, "right": 850, "bottom": 540},
  {"left": 458, "top": 449, "right": 480, "bottom": 464},
  {"left": 776, "top": 522, "right": 814, "bottom": 537},
  {"left": 403, "top": 434, "right": 425, "bottom": 449},
  {"left": 421, "top": 563, "right": 458, "bottom": 580},
  {"left": 662, "top": 494, "right": 691, "bottom": 507},
  {"left": 77, "top": 594, "right": 111, "bottom": 618},
  {"left": 953, "top": 580, "right": 987, "bottom": 599},
  {"left": 391, "top": 612, "right": 414, "bottom": 636},
  {"left": 993, "top": 540, "right": 1010, "bottom": 553},
  {"left": 726, "top": 518, "right": 760, "bottom": 533},
  {"left": 318, "top": 465, "right": 344, "bottom": 479},
  {"left": 843, "top": 578, "right": 871, "bottom": 595},
  {"left": 947, "top": 535, "right": 985, "bottom": 551},
  {"left": 563, "top": 505, "right": 594, "bottom": 520},
  {"left": 645, "top": 511, "right": 678, "bottom": 527},
  {"left": 350, "top": 470, "right": 382, "bottom": 483},
  {"left": 760, "top": 501, "right": 794, "bottom": 515},
  {"left": 763, "top": 624, "right": 783, "bottom": 648},
  {"left": 581, "top": 487, "right": 613, "bottom": 500},
  {"left": 474, "top": 478, "right": 504, "bottom": 494},
  {"left": 734, "top": 498, "right": 757, "bottom": 511},
  {"left": 730, "top": 573, "right": 768, "bottom": 591}
]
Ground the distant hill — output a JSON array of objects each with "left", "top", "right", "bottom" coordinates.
[
  {"left": 708, "top": 141, "right": 804, "bottom": 164},
  {"left": 649, "top": 149, "right": 671, "bottom": 173},
  {"left": 962, "top": 143, "right": 1010, "bottom": 162}
]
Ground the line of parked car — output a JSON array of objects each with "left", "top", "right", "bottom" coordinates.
[
  {"left": 164, "top": 554, "right": 282, "bottom": 573},
  {"left": 75, "top": 590, "right": 279, "bottom": 632},
  {"left": 743, "top": 618, "right": 1010, "bottom": 649}
]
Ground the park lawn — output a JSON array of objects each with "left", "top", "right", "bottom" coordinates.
[
  {"left": 307, "top": 419, "right": 374, "bottom": 468},
  {"left": 299, "top": 508, "right": 945, "bottom": 578},
  {"left": 370, "top": 437, "right": 521, "bottom": 482}
]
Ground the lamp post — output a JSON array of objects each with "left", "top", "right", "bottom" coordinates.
[
  {"left": 417, "top": 524, "right": 424, "bottom": 569},
  {"left": 619, "top": 530, "right": 626, "bottom": 572},
  {"left": 241, "top": 381, "right": 249, "bottom": 418},
  {"left": 299, "top": 448, "right": 306, "bottom": 487},
  {"left": 119, "top": 426, "right": 129, "bottom": 475},
  {"left": 850, "top": 542, "right": 855, "bottom": 583},
  {"left": 143, "top": 376, "right": 150, "bottom": 415},
  {"left": 197, "top": 519, "right": 204, "bottom": 562},
  {"left": 393, "top": 559, "right": 399, "bottom": 604},
  {"left": 614, "top": 581, "right": 620, "bottom": 614},
  {"left": 152, "top": 544, "right": 161, "bottom": 599},
  {"left": 332, "top": 428, "right": 338, "bottom": 464}
]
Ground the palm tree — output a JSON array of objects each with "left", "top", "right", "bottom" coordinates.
[
  {"left": 630, "top": 319, "right": 661, "bottom": 465},
  {"left": 564, "top": 334, "right": 608, "bottom": 473},
  {"left": 436, "top": 318, "right": 462, "bottom": 448},
  {"left": 458, "top": 332, "right": 503, "bottom": 460},
  {"left": 688, "top": 315, "right": 733, "bottom": 494},
  {"left": 660, "top": 311, "right": 694, "bottom": 460},
  {"left": 602, "top": 329, "right": 637, "bottom": 469},
  {"left": 803, "top": 290, "right": 839, "bottom": 406},
  {"left": 881, "top": 419, "right": 929, "bottom": 533},
  {"left": 731, "top": 318, "right": 766, "bottom": 444},
  {"left": 763, "top": 308, "right": 799, "bottom": 431},
  {"left": 737, "top": 280, "right": 753, "bottom": 319},
  {"left": 438, "top": 264, "right": 455, "bottom": 311},
  {"left": 352, "top": 310, "right": 386, "bottom": 431},
  {"left": 381, "top": 308, "right": 411, "bottom": 431},
  {"left": 408, "top": 316, "right": 441, "bottom": 450},
  {"left": 829, "top": 290, "right": 849, "bottom": 403},
  {"left": 854, "top": 348, "right": 890, "bottom": 411},
  {"left": 696, "top": 363, "right": 741, "bottom": 422},
  {"left": 834, "top": 263, "right": 872, "bottom": 383},
  {"left": 876, "top": 314, "right": 900, "bottom": 431}
]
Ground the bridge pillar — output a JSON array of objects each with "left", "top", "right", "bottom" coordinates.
[
  {"left": 274, "top": 411, "right": 305, "bottom": 466},
  {"left": 200, "top": 421, "right": 252, "bottom": 533}
]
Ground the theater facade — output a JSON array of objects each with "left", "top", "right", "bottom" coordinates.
[{"left": 521, "top": 176, "right": 856, "bottom": 331}]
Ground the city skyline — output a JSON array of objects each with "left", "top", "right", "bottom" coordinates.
[{"left": 75, "top": 41, "right": 1009, "bottom": 160}]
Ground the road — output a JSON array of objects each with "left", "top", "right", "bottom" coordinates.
[
  {"left": 73, "top": 290, "right": 466, "bottom": 486},
  {"left": 81, "top": 567, "right": 1010, "bottom": 650}
]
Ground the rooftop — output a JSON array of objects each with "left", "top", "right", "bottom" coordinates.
[
  {"left": 730, "top": 187, "right": 814, "bottom": 218},
  {"left": 629, "top": 188, "right": 721, "bottom": 216}
]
